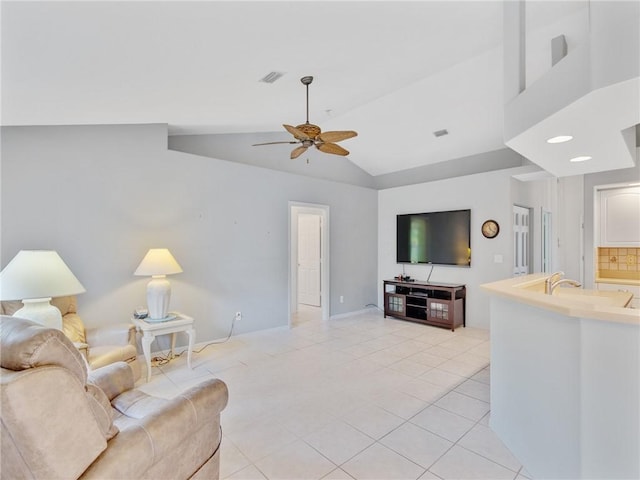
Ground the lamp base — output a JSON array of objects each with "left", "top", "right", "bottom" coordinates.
[
  {"left": 147, "top": 276, "right": 171, "bottom": 320},
  {"left": 13, "top": 298, "right": 63, "bottom": 330}
]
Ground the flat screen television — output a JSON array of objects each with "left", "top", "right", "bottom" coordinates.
[{"left": 396, "top": 209, "right": 471, "bottom": 266}]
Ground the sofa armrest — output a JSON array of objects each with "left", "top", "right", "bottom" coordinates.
[
  {"left": 85, "top": 323, "right": 136, "bottom": 348},
  {"left": 87, "top": 362, "right": 135, "bottom": 401},
  {"left": 112, "top": 377, "right": 228, "bottom": 422},
  {"left": 74, "top": 341, "right": 89, "bottom": 357}
]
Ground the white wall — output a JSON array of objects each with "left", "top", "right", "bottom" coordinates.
[
  {"left": 378, "top": 167, "right": 530, "bottom": 329},
  {"left": 1, "top": 124, "right": 379, "bottom": 348},
  {"left": 512, "top": 175, "right": 584, "bottom": 281},
  {"left": 511, "top": 177, "right": 555, "bottom": 273},
  {"left": 557, "top": 176, "right": 585, "bottom": 282}
]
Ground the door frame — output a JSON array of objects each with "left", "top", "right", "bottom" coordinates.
[{"left": 289, "top": 201, "right": 330, "bottom": 326}]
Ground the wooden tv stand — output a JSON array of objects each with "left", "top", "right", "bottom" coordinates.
[{"left": 383, "top": 279, "right": 466, "bottom": 331}]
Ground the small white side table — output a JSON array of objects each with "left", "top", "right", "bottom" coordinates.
[{"left": 132, "top": 313, "right": 195, "bottom": 382}]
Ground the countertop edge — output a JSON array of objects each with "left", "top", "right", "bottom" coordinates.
[
  {"left": 595, "top": 277, "right": 640, "bottom": 286},
  {"left": 481, "top": 274, "right": 639, "bottom": 326}
]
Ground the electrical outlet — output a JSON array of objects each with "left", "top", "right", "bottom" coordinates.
[
  {"left": 340, "top": 296, "right": 344, "bottom": 303},
  {"left": 628, "top": 254, "right": 637, "bottom": 265},
  {"left": 235, "top": 311, "right": 242, "bottom": 321}
]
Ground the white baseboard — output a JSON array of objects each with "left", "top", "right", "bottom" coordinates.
[{"left": 329, "top": 306, "right": 379, "bottom": 320}]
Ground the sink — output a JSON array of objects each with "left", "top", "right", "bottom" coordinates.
[
  {"left": 513, "top": 278, "right": 631, "bottom": 308},
  {"left": 552, "top": 288, "right": 626, "bottom": 307}
]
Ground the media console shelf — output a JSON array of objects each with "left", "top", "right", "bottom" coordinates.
[{"left": 383, "top": 279, "right": 466, "bottom": 331}]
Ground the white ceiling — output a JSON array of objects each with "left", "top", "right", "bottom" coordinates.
[{"left": 1, "top": 1, "right": 591, "bottom": 177}]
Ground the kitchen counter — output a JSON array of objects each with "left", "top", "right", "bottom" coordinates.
[
  {"left": 481, "top": 273, "right": 637, "bottom": 325},
  {"left": 481, "top": 273, "right": 639, "bottom": 479}
]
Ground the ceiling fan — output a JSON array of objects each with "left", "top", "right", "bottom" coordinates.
[{"left": 253, "top": 76, "right": 358, "bottom": 159}]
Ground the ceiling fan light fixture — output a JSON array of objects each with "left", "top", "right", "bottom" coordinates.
[
  {"left": 259, "top": 71, "right": 285, "bottom": 84},
  {"left": 253, "top": 75, "right": 357, "bottom": 158},
  {"left": 295, "top": 123, "right": 321, "bottom": 138}
]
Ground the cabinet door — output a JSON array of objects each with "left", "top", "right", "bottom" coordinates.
[
  {"left": 600, "top": 187, "right": 640, "bottom": 247},
  {"left": 427, "top": 299, "right": 451, "bottom": 325},
  {"left": 385, "top": 294, "right": 405, "bottom": 316}
]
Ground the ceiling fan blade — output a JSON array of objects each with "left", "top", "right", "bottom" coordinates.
[
  {"left": 317, "top": 142, "right": 349, "bottom": 156},
  {"left": 290, "top": 145, "right": 308, "bottom": 159},
  {"left": 317, "top": 130, "right": 358, "bottom": 143},
  {"left": 283, "top": 124, "right": 309, "bottom": 141},
  {"left": 252, "top": 141, "right": 299, "bottom": 146}
]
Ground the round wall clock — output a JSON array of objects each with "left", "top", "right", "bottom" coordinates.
[{"left": 482, "top": 219, "right": 500, "bottom": 239}]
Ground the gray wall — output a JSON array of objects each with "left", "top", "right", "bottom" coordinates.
[
  {"left": 373, "top": 148, "right": 529, "bottom": 189},
  {"left": 1, "top": 124, "right": 378, "bottom": 347},
  {"left": 169, "top": 132, "right": 375, "bottom": 188}
]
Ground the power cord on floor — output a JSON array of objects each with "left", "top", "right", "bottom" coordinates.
[
  {"left": 150, "top": 314, "right": 237, "bottom": 366},
  {"left": 365, "top": 303, "right": 383, "bottom": 313}
]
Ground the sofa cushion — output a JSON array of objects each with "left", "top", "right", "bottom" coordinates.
[
  {"left": 89, "top": 344, "right": 138, "bottom": 370},
  {"left": 0, "top": 315, "right": 87, "bottom": 383},
  {"left": 51, "top": 295, "right": 78, "bottom": 316},
  {"left": 85, "top": 382, "right": 119, "bottom": 440},
  {"left": 0, "top": 300, "right": 23, "bottom": 316}
]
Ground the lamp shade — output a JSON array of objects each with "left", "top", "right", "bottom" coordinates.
[
  {"left": 134, "top": 248, "right": 183, "bottom": 277},
  {"left": 0, "top": 250, "right": 86, "bottom": 301}
]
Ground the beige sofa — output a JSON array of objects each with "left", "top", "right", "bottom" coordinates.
[
  {"left": 1, "top": 296, "right": 141, "bottom": 380},
  {"left": 0, "top": 315, "right": 229, "bottom": 479}
]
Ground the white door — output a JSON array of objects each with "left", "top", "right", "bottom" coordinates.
[
  {"left": 297, "top": 214, "right": 321, "bottom": 306},
  {"left": 513, "top": 205, "right": 531, "bottom": 276}
]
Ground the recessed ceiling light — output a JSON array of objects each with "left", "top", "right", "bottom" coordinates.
[
  {"left": 570, "top": 155, "right": 592, "bottom": 162},
  {"left": 547, "top": 135, "right": 573, "bottom": 144}
]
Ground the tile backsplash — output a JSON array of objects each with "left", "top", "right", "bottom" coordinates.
[{"left": 598, "top": 247, "right": 640, "bottom": 272}]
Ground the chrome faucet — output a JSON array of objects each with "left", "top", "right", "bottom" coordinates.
[
  {"left": 546, "top": 274, "right": 582, "bottom": 295},
  {"left": 544, "top": 271, "right": 565, "bottom": 294}
]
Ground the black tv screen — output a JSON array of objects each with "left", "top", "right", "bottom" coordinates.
[{"left": 397, "top": 209, "right": 471, "bottom": 266}]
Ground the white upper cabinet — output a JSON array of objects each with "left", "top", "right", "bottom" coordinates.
[{"left": 599, "top": 186, "right": 640, "bottom": 246}]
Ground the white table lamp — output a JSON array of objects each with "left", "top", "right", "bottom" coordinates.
[
  {"left": 134, "top": 248, "right": 183, "bottom": 320},
  {"left": 0, "top": 250, "right": 86, "bottom": 330}
]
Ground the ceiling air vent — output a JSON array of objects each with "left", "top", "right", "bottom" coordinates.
[
  {"left": 433, "top": 129, "right": 449, "bottom": 138},
  {"left": 259, "top": 71, "right": 285, "bottom": 84}
]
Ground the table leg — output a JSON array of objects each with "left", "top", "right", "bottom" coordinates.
[
  {"left": 185, "top": 327, "right": 195, "bottom": 370},
  {"left": 170, "top": 332, "right": 177, "bottom": 360},
  {"left": 141, "top": 332, "right": 155, "bottom": 383}
]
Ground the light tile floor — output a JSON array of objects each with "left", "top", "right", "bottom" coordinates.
[{"left": 137, "top": 308, "right": 532, "bottom": 480}]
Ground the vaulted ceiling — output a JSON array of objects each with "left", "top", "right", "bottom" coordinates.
[{"left": 2, "top": 1, "right": 591, "bottom": 176}]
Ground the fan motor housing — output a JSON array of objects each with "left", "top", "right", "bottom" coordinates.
[{"left": 296, "top": 123, "right": 321, "bottom": 139}]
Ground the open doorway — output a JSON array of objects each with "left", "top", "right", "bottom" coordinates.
[{"left": 289, "top": 202, "right": 330, "bottom": 327}]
